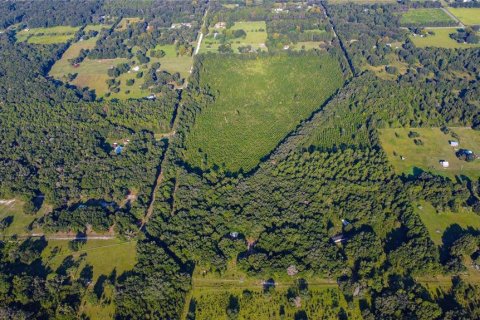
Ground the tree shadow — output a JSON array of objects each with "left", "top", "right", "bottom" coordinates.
[
  {"left": 94, "top": 274, "right": 108, "bottom": 299},
  {"left": 294, "top": 310, "right": 308, "bottom": 320}
]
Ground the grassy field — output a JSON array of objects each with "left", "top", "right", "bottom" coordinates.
[
  {"left": 16, "top": 25, "right": 80, "bottom": 44},
  {"left": 187, "top": 262, "right": 359, "bottom": 320},
  {"left": 202, "top": 21, "right": 268, "bottom": 53},
  {"left": 189, "top": 287, "right": 361, "bottom": 320},
  {"left": 415, "top": 201, "right": 480, "bottom": 246},
  {"left": 327, "top": 0, "right": 395, "bottom": 3},
  {"left": 184, "top": 53, "right": 344, "bottom": 172},
  {"left": 50, "top": 40, "right": 192, "bottom": 99},
  {"left": 42, "top": 238, "right": 137, "bottom": 320},
  {"left": 410, "top": 28, "right": 480, "bottom": 49},
  {"left": 379, "top": 127, "right": 480, "bottom": 180},
  {"left": 290, "top": 41, "right": 327, "bottom": 51},
  {"left": 447, "top": 7, "right": 480, "bottom": 25},
  {"left": 0, "top": 199, "right": 50, "bottom": 236},
  {"left": 400, "top": 8, "right": 455, "bottom": 26},
  {"left": 116, "top": 17, "right": 143, "bottom": 30}
]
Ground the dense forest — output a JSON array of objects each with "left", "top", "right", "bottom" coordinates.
[{"left": 1, "top": 0, "right": 480, "bottom": 319}]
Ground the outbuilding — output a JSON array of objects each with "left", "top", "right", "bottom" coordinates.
[
  {"left": 449, "top": 141, "right": 459, "bottom": 147},
  {"left": 440, "top": 160, "right": 449, "bottom": 168}
]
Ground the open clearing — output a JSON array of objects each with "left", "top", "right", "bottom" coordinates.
[
  {"left": 42, "top": 239, "right": 137, "bottom": 320},
  {"left": 16, "top": 25, "right": 80, "bottom": 44},
  {"left": 0, "top": 199, "right": 50, "bottom": 236},
  {"left": 190, "top": 287, "right": 361, "bottom": 320},
  {"left": 410, "top": 28, "right": 480, "bottom": 49},
  {"left": 202, "top": 21, "right": 268, "bottom": 53},
  {"left": 400, "top": 8, "right": 456, "bottom": 26},
  {"left": 184, "top": 53, "right": 344, "bottom": 172},
  {"left": 187, "top": 263, "right": 360, "bottom": 320},
  {"left": 379, "top": 127, "right": 480, "bottom": 180},
  {"left": 446, "top": 8, "right": 480, "bottom": 25},
  {"left": 50, "top": 38, "right": 192, "bottom": 99},
  {"left": 327, "top": 0, "right": 395, "bottom": 3},
  {"left": 415, "top": 201, "right": 480, "bottom": 246}
]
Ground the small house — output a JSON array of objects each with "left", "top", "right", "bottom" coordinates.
[
  {"left": 449, "top": 141, "right": 459, "bottom": 147},
  {"left": 115, "top": 146, "right": 124, "bottom": 155},
  {"left": 440, "top": 160, "right": 449, "bottom": 168},
  {"left": 146, "top": 94, "right": 156, "bottom": 100},
  {"left": 341, "top": 219, "right": 350, "bottom": 226},
  {"left": 230, "top": 231, "right": 239, "bottom": 238},
  {"left": 214, "top": 22, "right": 226, "bottom": 29},
  {"left": 132, "top": 66, "right": 140, "bottom": 72},
  {"left": 283, "top": 45, "right": 290, "bottom": 50}
]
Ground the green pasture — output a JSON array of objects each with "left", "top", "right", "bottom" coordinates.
[
  {"left": 400, "top": 8, "right": 455, "bottom": 26},
  {"left": 0, "top": 199, "right": 49, "bottom": 236},
  {"left": 410, "top": 28, "right": 480, "bottom": 49},
  {"left": 51, "top": 40, "right": 192, "bottom": 99},
  {"left": 184, "top": 53, "right": 344, "bottom": 172},
  {"left": 42, "top": 239, "right": 137, "bottom": 320},
  {"left": 85, "top": 24, "right": 112, "bottom": 32},
  {"left": 16, "top": 25, "right": 80, "bottom": 43},
  {"left": 447, "top": 8, "right": 480, "bottom": 25},
  {"left": 415, "top": 201, "right": 480, "bottom": 246},
  {"left": 189, "top": 286, "right": 361, "bottom": 320},
  {"left": 202, "top": 21, "right": 268, "bottom": 53},
  {"left": 379, "top": 127, "right": 480, "bottom": 180}
]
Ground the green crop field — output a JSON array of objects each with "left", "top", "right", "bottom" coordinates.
[
  {"left": 379, "top": 127, "right": 480, "bottom": 180},
  {"left": 400, "top": 8, "right": 455, "bottom": 26},
  {"left": 415, "top": 201, "right": 480, "bottom": 246},
  {"left": 410, "top": 28, "right": 480, "bottom": 49},
  {"left": 202, "top": 21, "right": 268, "bottom": 53},
  {"left": 16, "top": 25, "right": 80, "bottom": 43},
  {"left": 447, "top": 8, "right": 480, "bottom": 25},
  {"left": 184, "top": 53, "right": 344, "bottom": 172}
]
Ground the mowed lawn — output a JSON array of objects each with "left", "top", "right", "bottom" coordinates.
[
  {"left": 410, "top": 28, "right": 480, "bottom": 49},
  {"left": 447, "top": 7, "right": 480, "bottom": 25},
  {"left": 379, "top": 127, "right": 480, "bottom": 180},
  {"left": 400, "top": 8, "right": 455, "bottom": 26},
  {"left": 16, "top": 25, "right": 80, "bottom": 44},
  {"left": 184, "top": 54, "right": 344, "bottom": 172},
  {"left": 415, "top": 201, "right": 480, "bottom": 246}
]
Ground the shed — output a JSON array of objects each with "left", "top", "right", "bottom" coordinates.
[
  {"left": 440, "top": 160, "right": 449, "bottom": 168},
  {"left": 449, "top": 141, "right": 459, "bottom": 147},
  {"left": 331, "top": 234, "right": 347, "bottom": 243},
  {"left": 115, "top": 146, "right": 124, "bottom": 155}
]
